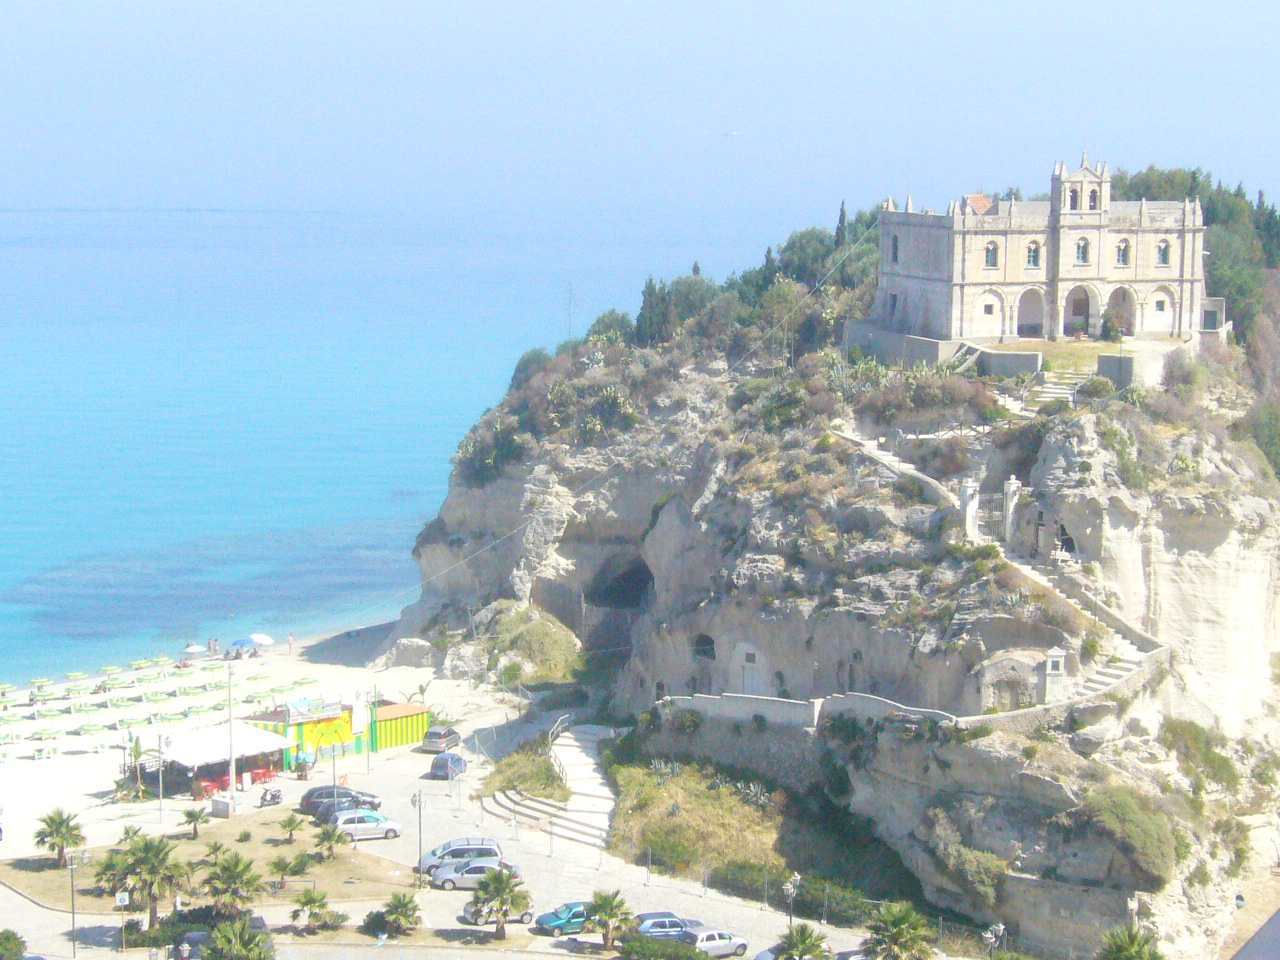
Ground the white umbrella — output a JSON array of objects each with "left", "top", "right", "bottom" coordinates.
[
  {"left": 184, "top": 643, "right": 205, "bottom": 655},
  {"left": 250, "top": 633, "right": 275, "bottom": 646}
]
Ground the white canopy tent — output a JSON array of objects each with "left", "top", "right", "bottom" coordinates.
[{"left": 166, "top": 720, "right": 294, "bottom": 769}]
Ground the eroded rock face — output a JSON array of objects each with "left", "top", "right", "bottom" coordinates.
[{"left": 1019, "top": 414, "right": 1280, "bottom": 733}]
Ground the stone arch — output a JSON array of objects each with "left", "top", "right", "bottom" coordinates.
[
  {"left": 973, "top": 287, "right": 1007, "bottom": 336},
  {"left": 1016, "top": 287, "right": 1046, "bottom": 338},
  {"left": 1105, "top": 286, "right": 1137, "bottom": 336},
  {"left": 1062, "top": 283, "right": 1100, "bottom": 337},
  {"left": 584, "top": 553, "right": 653, "bottom": 609},
  {"left": 1146, "top": 284, "right": 1180, "bottom": 334}
]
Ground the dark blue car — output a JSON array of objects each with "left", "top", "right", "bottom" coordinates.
[{"left": 430, "top": 751, "right": 467, "bottom": 779}]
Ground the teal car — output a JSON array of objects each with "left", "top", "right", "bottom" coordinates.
[{"left": 535, "top": 901, "right": 590, "bottom": 936}]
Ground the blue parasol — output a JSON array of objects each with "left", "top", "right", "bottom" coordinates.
[{"left": 231, "top": 638, "right": 256, "bottom": 648}]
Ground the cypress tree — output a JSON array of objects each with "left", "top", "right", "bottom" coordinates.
[
  {"left": 834, "top": 201, "right": 848, "bottom": 246},
  {"left": 635, "top": 277, "right": 662, "bottom": 346}
]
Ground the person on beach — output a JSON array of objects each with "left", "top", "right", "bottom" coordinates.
[{"left": 287, "top": 633, "right": 294, "bottom": 656}]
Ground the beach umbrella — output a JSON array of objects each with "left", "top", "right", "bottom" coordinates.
[
  {"left": 77, "top": 723, "right": 108, "bottom": 735},
  {"left": 246, "top": 674, "right": 270, "bottom": 683},
  {"left": 137, "top": 673, "right": 161, "bottom": 684},
  {"left": 29, "top": 678, "right": 51, "bottom": 689},
  {"left": 102, "top": 677, "right": 131, "bottom": 690},
  {"left": 250, "top": 633, "right": 275, "bottom": 646},
  {"left": 107, "top": 697, "right": 133, "bottom": 709},
  {"left": 36, "top": 708, "right": 63, "bottom": 720},
  {"left": 75, "top": 702, "right": 103, "bottom": 715},
  {"left": 0, "top": 695, "right": 17, "bottom": 707},
  {"left": 200, "top": 662, "right": 224, "bottom": 673},
  {"left": 66, "top": 683, "right": 92, "bottom": 696},
  {"left": 0, "top": 683, "right": 14, "bottom": 694},
  {"left": 65, "top": 671, "right": 87, "bottom": 681},
  {"left": 291, "top": 677, "right": 318, "bottom": 688},
  {"left": 171, "top": 668, "right": 195, "bottom": 679},
  {"left": 270, "top": 685, "right": 293, "bottom": 695},
  {"left": 130, "top": 660, "right": 152, "bottom": 671},
  {"left": 30, "top": 690, "right": 58, "bottom": 702},
  {"left": 184, "top": 643, "right": 205, "bottom": 655},
  {"left": 209, "top": 679, "right": 229, "bottom": 691},
  {"left": 144, "top": 691, "right": 172, "bottom": 704},
  {"left": 231, "top": 638, "right": 256, "bottom": 649},
  {"left": 186, "top": 703, "right": 215, "bottom": 716},
  {"left": 31, "top": 728, "right": 59, "bottom": 740},
  {"left": 2, "top": 714, "right": 27, "bottom": 725},
  {"left": 119, "top": 716, "right": 149, "bottom": 729},
  {"left": 100, "top": 665, "right": 121, "bottom": 675},
  {"left": 160, "top": 711, "right": 185, "bottom": 723},
  {"left": 244, "top": 691, "right": 271, "bottom": 703},
  {"left": 177, "top": 685, "right": 205, "bottom": 696}
]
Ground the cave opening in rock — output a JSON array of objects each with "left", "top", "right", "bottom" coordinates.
[
  {"left": 1056, "top": 522, "right": 1077, "bottom": 554},
  {"left": 584, "top": 554, "right": 654, "bottom": 609},
  {"left": 692, "top": 633, "right": 716, "bottom": 660}
]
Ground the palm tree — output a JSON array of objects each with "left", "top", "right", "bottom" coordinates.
[
  {"left": 1095, "top": 924, "right": 1165, "bottom": 960},
  {"left": 204, "top": 917, "right": 273, "bottom": 960},
  {"left": 404, "top": 681, "right": 432, "bottom": 705},
  {"left": 290, "top": 852, "right": 313, "bottom": 877},
  {"left": 267, "top": 855, "right": 296, "bottom": 890},
  {"left": 278, "top": 813, "right": 306, "bottom": 843},
  {"left": 123, "top": 836, "right": 191, "bottom": 931},
  {"left": 33, "top": 808, "right": 85, "bottom": 868},
  {"left": 382, "top": 892, "right": 422, "bottom": 936},
  {"left": 777, "top": 923, "right": 829, "bottom": 960},
  {"left": 117, "top": 825, "right": 142, "bottom": 846},
  {"left": 93, "top": 848, "right": 131, "bottom": 897},
  {"left": 586, "top": 889, "right": 633, "bottom": 950},
  {"left": 859, "top": 902, "right": 931, "bottom": 960},
  {"left": 470, "top": 866, "right": 532, "bottom": 940},
  {"left": 182, "top": 808, "right": 212, "bottom": 840},
  {"left": 203, "top": 852, "right": 264, "bottom": 914},
  {"left": 204, "top": 841, "right": 228, "bottom": 864},
  {"left": 314, "top": 824, "right": 350, "bottom": 861},
  {"left": 291, "top": 889, "right": 330, "bottom": 933}
]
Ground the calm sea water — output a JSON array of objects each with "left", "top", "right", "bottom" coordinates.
[{"left": 0, "top": 207, "right": 772, "bottom": 684}]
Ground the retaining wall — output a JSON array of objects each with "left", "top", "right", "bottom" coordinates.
[
  {"left": 845, "top": 323, "right": 964, "bottom": 366},
  {"left": 643, "top": 713, "right": 822, "bottom": 791},
  {"left": 977, "top": 349, "right": 1042, "bottom": 378}
]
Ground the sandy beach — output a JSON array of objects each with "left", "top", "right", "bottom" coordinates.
[{"left": 0, "top": 620, "right": 475, "bottom": 859}]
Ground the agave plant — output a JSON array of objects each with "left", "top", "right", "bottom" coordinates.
[{"left": 736, "top": 781, "right": 771, "bottom": 809}]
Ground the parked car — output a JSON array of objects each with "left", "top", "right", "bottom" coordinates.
[
  {"left": 534, "top": 901, "right": 591, "bottom": 936},
  {"left": 679, "top": 927, "right": 748, "bottom": 957},
  {"left": 422, "top": 726, "right": 461, "bottom": 753},
  {"left": 430, "top": 856, "right": 521, "bottom": 890},
  {"left": 329, "top": 809, "right": 403, "bottom": 840},
  {"left": 463, "top": 896, "right": 535, "bottom": 926},
  {"left": 311, "top": 796, "right": 376, "bottom": 823},
  {"left": 298, "top": 785, "right": 381, "bottom": 816},
  {"left": 417, "top": 837, "right": 503, "bottom": 876},
  {"left": 429, "top": 752, "right": 467, "bottom": 779},
  {"left": 634, "top": 912, "right": 700, "bottom": 940}
]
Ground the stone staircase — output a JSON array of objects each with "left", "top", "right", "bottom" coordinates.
[
  {"left": 1075, "top": 634, "right": 1145, "bottom": 697},
  {"left": 1025, "top": 370, "right": 1091, "bottom": 412},
  {"left": 480, "top": 724, "right": 616, "bottom": 849}
]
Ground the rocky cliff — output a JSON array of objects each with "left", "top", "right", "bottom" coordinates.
[{"left": 382, "top": 307, "right": 1280, "bottom": 958}]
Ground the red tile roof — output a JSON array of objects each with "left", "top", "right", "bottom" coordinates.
[{"left": 964, "top": 194, "right": 993, "bottom": 215}]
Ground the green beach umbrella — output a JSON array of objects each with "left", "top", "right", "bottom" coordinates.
[
  {"left": 119, "top": 716, "right": 149, "bottom": 729},
  {"left": 209, "top": 679, "right": 229, "bottom": 690},
  {"left": 144, "top": 691, "right": 172, "bottom": 704},
  {"left": 129, "top": 659, "right": 151, "bottom": 670},
  {"left": 291, "top": 677, "right": 317, "bottom": 687},
  {"left": 246, "top": 673, "right": 270, "bottom": 683},
  {"left": 137, "top": 673, "right": 161, "bottom": 684},
  {"left": 269, "top": 684, "right": 293, "bottom": 695},
  {"left": 0, "top": 695, "right": 17, "bottom": 707},
  {"left": 177, "top": 684, "right": 205, "bottom": 696},
  {"left": 171, "top": 668, "right": 195, "bottom": 678},
  {"left": 186, "top": 703, "right": 215, "bottom": 716},
  {"left": 102, "top": 677, "right": 131, "bottom": 690},
  {"left": 29, "top": 678, "right": 51, "bottom": 689},
  {"left": 31, "top": 728, "right": 59, "bottom": 740},
  {"left": 159, "top": 711, "right": 185, "bottom": 722},
  {"left": 100, "top": 665, "right": 121, "bottom": 675},
  {"left": 200, "top": 662, "right": 223, "bottom": 673},
  {"left": 0, "top": 683, "right": 15, "bottom": 694},
  {"left": 244, "top": 691, "right": 271, "bottom": 703},
  {"left": 77, "top": 723, "right": 108, "bottom": 735},
  {"left": 65, "top": 671, "right": 88, "bottom": 681},
  {"left": 66, "top": 683, "right": 92, "bottom": 696},
  {"left": 152, "top": 655, "right": 173, "bottom": 665},
  {"left": 75, "top": 702, "right": 103, "bottom": 714},
  {"left": 30, "top": 690, "right": 57, "bottom": 702},
  {"left": 2, "top": 714, "right": 28, "bottom": 725},
  {"left": 107, "top": 697, "right": 133, "bottom": 709},
  {"left": 35, "top": 707, "right": 63, "bottom": 719}
]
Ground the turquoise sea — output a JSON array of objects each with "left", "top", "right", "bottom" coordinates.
[{"left": 0, "top": 207, "right": 769, "bottom": 683}]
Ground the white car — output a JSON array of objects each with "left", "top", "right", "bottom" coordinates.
[
  {"left": 680, "top": 927, "right": 748, "bottom": 957},
  {"left": 329, "top": 809, "right": 402, "bottom": 840}
]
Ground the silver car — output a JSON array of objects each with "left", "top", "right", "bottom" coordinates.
[
  {"left": 680, "top": 927, "right": 748, "bottom": 958},
  {"left": 329, "top": 809, "right": 402, "bottom": 840},
  {"left": 429, "top": 856, "right": 521, "bottom": 891}
]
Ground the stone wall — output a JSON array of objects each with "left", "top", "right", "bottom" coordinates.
[
  {"left": 643, "top": 713, "right": 823, "bottom": 792},
  {"left": 999, "top": 873, "right": 1132, "bottom": 960},
  {"left": 977, "top": 348, "right": 1042, "bottom": 378},
  {"left": 845, "top": 322, "right": 963, "bottom": 366}
]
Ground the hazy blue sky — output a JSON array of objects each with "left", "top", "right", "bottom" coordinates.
[{"left": 3, "top": 1, "right": 1277, "bottom": 227}]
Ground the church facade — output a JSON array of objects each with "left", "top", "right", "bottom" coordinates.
[{"left": 870, "top": 156, "right": 1225, "bottom": 341}]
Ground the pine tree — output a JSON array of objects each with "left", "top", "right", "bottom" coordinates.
[
  {"left": 691, "top": 261, "right": 701, "bottom": 276},
  {"left": 834, "top": 201, "right": 848, "bottom": 245},
  {"left": 635, "top": 277, "right": 666, "bottom": 346}
]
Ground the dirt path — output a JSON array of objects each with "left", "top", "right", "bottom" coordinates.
[{"left": 1219, "top": 869, "right": 1280, "bottom": 958}]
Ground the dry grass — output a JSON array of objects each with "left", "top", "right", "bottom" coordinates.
[
  {"left": 0, "top": 806, "right": 415, "bottom": 914},
  {"left": 985, "top": 337, "right": 1178, "bottom": 372},
  {"left": 482, "top": 744, "right": 571, "bottom": 803},
  {"left": 280, "top": 924, "right": 535, "bottom": 949}
]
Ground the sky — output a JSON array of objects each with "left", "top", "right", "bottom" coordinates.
[{"left": 2, "top": 1, "right": 1278, "bottom": 248}]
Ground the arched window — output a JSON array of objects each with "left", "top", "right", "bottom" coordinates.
[
  {"left": 1075, "top": 238, "right": 1090, "bottom": 264},
  {"left": 891, "top": 235, "right": 899, "bottom": 263},
  {"left": 1157, "top": 240, "right": 1171, "bottom": 265},
  {"left": 1089, "top": 189, "right": 1099, "bottom": 210},
  {"left": 1116, "top": 239, "right": 1131, "bottom": 266},
  {"left": 1026, "top": 241, "right": 1041, "bottom": 268},
  {"left": 1069, "top": 188, "right": 1080, "bottom": 210},
  {"left": 985, "top": 241, "right": 999, "bottom": 268}
]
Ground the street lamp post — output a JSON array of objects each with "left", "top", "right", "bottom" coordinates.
[
  {"left": 68, "top": 849, "right": 90, "bottom": 958},
  {"left": 158, "top": 734, "right": 172, "bottom": 825},
  {"left": 410, "top": 790, "right": 424, "bottom": 887},
  {"left": 781, "top": 872, "right": 800, "bottom": 928}
]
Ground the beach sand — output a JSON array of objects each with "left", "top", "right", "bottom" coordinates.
[{"left": 0, "top": 621, "right": 477, "bottom": 860}]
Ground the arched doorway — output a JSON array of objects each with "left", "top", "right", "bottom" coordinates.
[
  {"left": 1016, "top": 289, "right": 1045, "bottom": 338},
  {"left": 1146, "top": 286, "right": 1179, "bottom": 335},
  {"left": 1063, "top": 285, "right": 1096, "bottom": 337},
  {"left": 1105, "top": 288, "right": 1135, "bottom": 337}
]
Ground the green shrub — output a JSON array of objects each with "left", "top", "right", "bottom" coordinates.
[
  {"left": 707, "top": 861, "right": 874, "bottom": 926},
  {"left": 642, "top": 821, "right": 701, "bottom": 870},
  {"left": 891, "top": 475, "right": 927, "bottom": 506},
  {"left": 672, "top": 710, "right": 703, "bottom": 737},
  {"left": 1038, "top": 398, "right": 1073, "bottom": 417},
  {"left": 752, "top": 714, "right": 767, "bottom": 733},
  {"left": 236, "top": 830, "right": 252, "bottom": 843},
  {"left": 537, "top": 685, "right": 590, "bottom": 710},
  {"left": 1076, "top": 375, "right": 1116, "bottom": 400},
  {"left": 619, "top": 934, "right": 706, "bottom": 960},
  {"left": 926, "top": 808, "right": 1006, "bottom": 907},
  {"left": 1158, "top": 719, "right": 1239, "bottom": 791},
  {"left": 0, "top": 930, "right": 26, "bottom": 960},
  {"left": 1021, "top": 745, "right": 1038, "bottom": 761},
  {"left": 1079, "top": 786, "right": 1175, "bottom": 890}
]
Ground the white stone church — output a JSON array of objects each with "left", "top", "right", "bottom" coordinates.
[{"left": 870, "top": 155, "right": 1226, "bottom": 341}]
